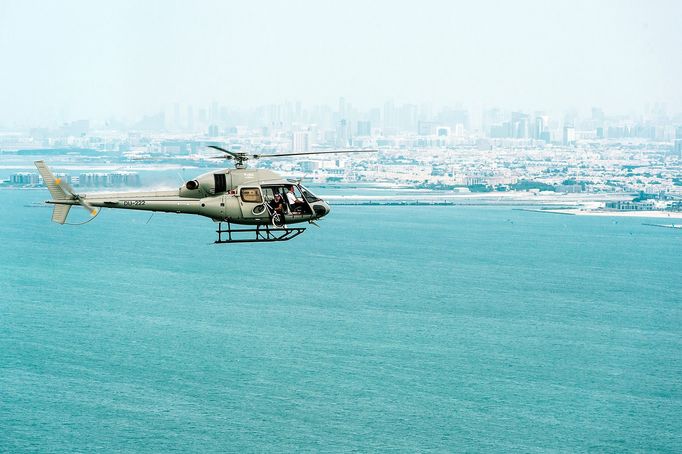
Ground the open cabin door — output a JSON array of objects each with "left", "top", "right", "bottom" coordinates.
[{"left": 238, "top": 186, "right": 268, "bottom": 223}]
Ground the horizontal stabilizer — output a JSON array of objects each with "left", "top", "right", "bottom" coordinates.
[{"left": 51, "top": 204, "right": 72, "bottom": 224}]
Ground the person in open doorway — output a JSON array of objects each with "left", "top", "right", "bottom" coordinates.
[
  {"left": 286, "top": 185, "right": 306, "bottom": 213},
  {"left": 269, "top": 192, "right": 286, "bottom": 227}
]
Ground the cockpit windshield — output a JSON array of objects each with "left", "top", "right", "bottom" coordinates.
[{"left": 300, "top": 186, "right": 321, "bottom": 203}]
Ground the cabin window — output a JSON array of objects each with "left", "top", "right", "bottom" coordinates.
[
  {"left": 262, "top": 187, "right": 275, "bottom": 201},
  {"left": 240, "top": 187, "right": 262, "bottom": 203},
  {"left": 262, "top": 186, "right": 287, "bottom": 201}
]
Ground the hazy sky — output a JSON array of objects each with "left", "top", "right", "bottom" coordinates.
[{"left": 1, "top": 0, "right": 681, "bottom": 125}]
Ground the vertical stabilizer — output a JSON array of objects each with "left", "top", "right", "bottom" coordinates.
[
  {"left": 35, "top": 161, "right": 75, "bottom": 224},
  {"left": 34, "top": 160, "right": 69, "bottom": 201}
]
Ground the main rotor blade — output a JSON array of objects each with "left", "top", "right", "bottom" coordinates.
[
  {"left": 253, "top": 149, "right": 378, "bottom": 159},
  {"left": 207, "top": 145, "right": 240, "bottom": 159}
]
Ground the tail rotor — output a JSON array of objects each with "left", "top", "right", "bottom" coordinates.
[
  {"left": 54, "top": 177, "right": 98, "bottom": 216},
  {"left": 35, "top": 160, "right": 98, "bottom": 224}
]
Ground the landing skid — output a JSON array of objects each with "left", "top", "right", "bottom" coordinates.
[{"left": 215, "top": 222, "right": 306, "bottom": 244}]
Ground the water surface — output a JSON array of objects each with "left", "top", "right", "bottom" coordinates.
[{"left": 1, "top": 190, "right": 680, "bottom": 452}]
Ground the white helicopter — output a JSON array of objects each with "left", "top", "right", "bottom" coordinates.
[{"left": 35, "top": 146, "right": 376, "bottom": 243}]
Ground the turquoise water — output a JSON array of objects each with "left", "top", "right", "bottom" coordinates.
[{"left": 1, "top": 189, "right": 681, "bottom": 452}]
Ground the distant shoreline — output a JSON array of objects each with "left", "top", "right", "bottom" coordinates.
[
  {"left": 521, "top": 208, "right": 682, "bottom": 219},
  {"left": 3, "top": 186, "right": 633, "bottom": 208}
]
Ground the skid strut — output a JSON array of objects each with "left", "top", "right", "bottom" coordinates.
[{"left": 215, "top": 222, "right": 306, "bottom": 244}]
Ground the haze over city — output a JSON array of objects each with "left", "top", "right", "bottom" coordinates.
[
  {"left": 2, "top": 1, "right": 682, "bottom": 452},
  {"left": 1, "top": 0, "right": 681, "bottom": 126}
]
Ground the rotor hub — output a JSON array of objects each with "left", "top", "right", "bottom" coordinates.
[{"left": 234, "top": 153, "right": 249, "bottom": 169}]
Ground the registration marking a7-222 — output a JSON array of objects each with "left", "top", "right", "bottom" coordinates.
[{"left": 122, "top": 200, "right": 146, "bottom": 206}]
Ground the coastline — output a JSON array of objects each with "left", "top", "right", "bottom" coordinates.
[
  {"left": 323, "top": 191, "right": 626, "bottom": 207},
  {"left": 524, "top": 208, "right": 682, "bottom": 219},
  {"left": 3, "top": 186, "right": 634, "bottom": 207}
]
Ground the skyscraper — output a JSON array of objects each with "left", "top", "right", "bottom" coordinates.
[
  {"left": 292, "top": 131, "right": 310, "bottom": 152},
  {"left": 534, "top": 116, "right": 547, "bottom": 140},
  {"left": 398, "top": 104, "right": 418, "bottom": 132},
  {"left": 563, "top": 125, "right": 576, "bottom": 145},
  {"left": 511, "top": 112, "right": 529, "bottom": 138},
  {"left": 674, "top": 140, "right": 682, "bottom": 157},
  {"left": 674, "top": 125, "right": 682, "bottom": 157},
  {"left": 336, "top": 119, "right": 349, "bottom": 147},
  {"left": 173, "top": 103, "right": 181, "bottom": 130},
  {"left": 357, "top": 120, "right": 371, "bottom": 136},
  {"left": 186, "top": 105, "right": 194, "bottom": 131},
  {"left": 338, "top": 97, "right": 347, "bottom": 118},
  {"left": 383, "top": 101, "right": 396, "bottom": 133},
  {"left": 482, "top": 108, "right": 504, "bottom": 137}
]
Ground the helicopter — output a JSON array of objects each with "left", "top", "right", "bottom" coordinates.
[{"left": 34, "top": 146, "right": 377, "bottom": 243}]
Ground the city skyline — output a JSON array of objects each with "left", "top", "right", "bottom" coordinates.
[
  {"left": 1, "top": 0, "right": 681, "bottom": 126},
  {"left": 11, "top": 98, "right": 681, "bottom": 144},
  {"left": 5, "top": 100, "right": 680, "bottom": 131}
]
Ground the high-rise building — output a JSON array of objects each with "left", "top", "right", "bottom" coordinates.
[
  {"left": 490, "top": 124, "right": 507, "bottom": 138},
  {"left": 295, "top": 101, "right": 302, "bottom": 122},
  {"left": 674, "top": 139, "right": 682, "bottom": 157},
  {"left": 186, "top": 105, "right": 194, "bottom": 131},
  {"left": 437, "top": 127, "right": 450, "bottom": 137},
  {"left": 534, "top": 116, "right": 547, "bottom": 140},
  {"left": 511, "top": 112, "right": 529, "bottom": 138},
  {"left": 482, "top": 108, "right": 504, "bottom": 136},
  {"left": 10, "top": 173, "right": 41, "bottom": 185},
  {"left": 210, "top": 101, "right": 219, "bottom": 123},
  {"left": 591, "top": 107, "right": 605, "bottom": 123},
  {"left": 417, "top": 120, "right": 437, "bottom": 136},
  {"left": 368, "top": 108, "right": 381, "bottom": 126},
  {"left": 173, "top": 103, "right": 181, "bottom": 130},
  {"left": 398, "top": 104, "right": 418, "bottom": 132},
  {"left": 437, "top": 109, "right": 469, "bottom": 131},
  {"left": 134, "top": 113, "right": 164, "bottom": 131},
  {"left": 59, "top": 120, "right": 89, "bottom": 137},
  {"left": 336, "top": 119, "right": 349, "bottom": 147},
  {"left": 563, "top": 125, "right": 576, "bottom": 145},
  {"left": 357, "top": 120, "right": 371, "bottom": 136},
  {"left": 299, "top": 160, "right": 321, "bottom": 172},
  {"left": 338, "top": 97, "right": 347, "bottom": 118},
  {"left": 383, "top": 101, "right": 396, "bottom": 132},
  {"left": 198, "top": 108, "right": 207, "bottom": 124},
  {"left": 292, "top": 131, "right": 310, "bottom": 152}
]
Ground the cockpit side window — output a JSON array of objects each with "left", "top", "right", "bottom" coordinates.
[
  {"left": 300, "top": 186, "right": 321, "bottom": 203},
  {"left": 240, "top": 187, "right": 263, "bottom": 203},
  {"left": 292, "top": 186, "right": 303, "bottom": 198}
]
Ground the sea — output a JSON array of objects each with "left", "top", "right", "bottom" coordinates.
[{"left": 1, "top": 188, "right": 681, "bottom": 452}]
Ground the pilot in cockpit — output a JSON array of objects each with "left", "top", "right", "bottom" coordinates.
[{"left": 286, "top": 185, "right": 306, "bottom": 213}]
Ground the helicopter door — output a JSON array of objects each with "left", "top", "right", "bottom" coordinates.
[{"left": 238, "top": 186, "right": 268, "bottom": 223}]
